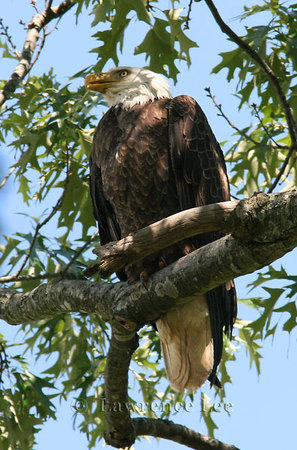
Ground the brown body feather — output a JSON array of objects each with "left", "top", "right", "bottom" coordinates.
[{"left": 90, "top": 95, "right": 236, "bottom": 390}]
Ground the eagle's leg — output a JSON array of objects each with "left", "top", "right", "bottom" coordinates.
[{"left": 139, "top": 257, "right": 167, "bottom": 284}]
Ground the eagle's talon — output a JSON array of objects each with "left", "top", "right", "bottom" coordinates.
[
  {"left": 158, "top": 257, "right": 167, "bottom": 269},
  {"left": 139, "top": 270, "right": 150, "bottom": 290}
]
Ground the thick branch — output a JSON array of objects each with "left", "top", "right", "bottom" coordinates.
[
  {"left": 104, "top": 324, "right": 139, "bottom": 448},
  {"left": 0, "top": 0, "right": 75, "bottom": 107}
]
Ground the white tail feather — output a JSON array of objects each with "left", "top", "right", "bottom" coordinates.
[{"left": 156, "top": 296, "right": 213, "bottom": 392}]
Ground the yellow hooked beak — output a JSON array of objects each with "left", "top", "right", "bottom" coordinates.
[{"left": 85, "top": 72, "right": 118, "bottom": 93}]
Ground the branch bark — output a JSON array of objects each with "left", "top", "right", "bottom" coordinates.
[
  {"left": 133, "top": 418, "right": 240, "bottom": 450},
  {"left": 104, "top": 323, "right": 139, "bottom": 448},
  {"left": 0, "top": 0, "right": 75, "bottom": 108}
]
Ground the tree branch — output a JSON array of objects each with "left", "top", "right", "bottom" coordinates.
[
  {"left": 1, "top": 191, "right": 297, "bottom": 328},
  {"left": 14, "top": 165, "right": 70, "bottom": 278},
  {"left": 0, "top": 0, "right": 75, "bottom": 108},
  {"left": 0, "top": 271, "right": 62, "bottom": 284},
  {"left": 103, "top": 323, "right": 239, "bottom": 449},
  {"left": 251, "top": 103, "right": 281, "bottom": 148},
  {"left": 103, "top": 323, "right": 139, "bottom": 448},
  {"left": 0, "top": 18, "right": 21, "bottom": 58},
  {"left": 268, "top": 146, "right": 296, "bottom": 193}
]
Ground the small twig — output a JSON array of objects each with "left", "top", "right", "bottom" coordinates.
[
  {"left": 0, "top": 230, "right": 98, "bottom": 285},
  {"left": 45, "top": 0, "right": 54, "bottom": 10},
  {"left": 184, "top": 0, "right": 194, "bottom": 29},
  {"left": 205, "top": 87, "right": 288, "bottom": 150},
  {"left": 31, "top": 0, "right": 39, "bottom": 14},
  {"left": 0, "top": 18, "right": 21, "bottom": 58},
  {"left": 27, "top": 27, "right": 47, "bottom": 71},
  {"left": 95, "top": 316, "right": 111, "bottom": 345},
  {"left": 0, "top": 166, "right": 17, "bottom": 189},
  {"left": 0, "top": 272, "right": 63, "bottom": 284},
  {"left": 252, "top": 103, "right": 281, "bottom": 147},
  {"left": 44, "top": 17, "right": 62, "bottom": 37},
  {"left": 0, "top": 179, "right": 97, "bottom": 284},
  {"left": 0, "top": 341, "right": 9, "bottom": 384},
  {"left": 62, "top": 229, "right": 99, "bottom": 274},
  {"left": 47, "top": 249, "right": 66, "bottom": 267}
]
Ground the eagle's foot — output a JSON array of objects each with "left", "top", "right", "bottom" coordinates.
[
  {"left": 158, "top": 257, "right": 167, "bottom": 269},
  {"left": 139, "top": 269, "right": 150, "bottom": 290}
]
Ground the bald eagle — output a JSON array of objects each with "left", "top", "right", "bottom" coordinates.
[{"left": 85, "top": 67, "right": 236, "bottom": 392}]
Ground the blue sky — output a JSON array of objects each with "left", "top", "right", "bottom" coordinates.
[{"left": 1, "top": 1, "right": 297, "bottom": 449}]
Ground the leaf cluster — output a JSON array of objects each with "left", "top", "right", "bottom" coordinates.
[
  {"left": 212, "top": 1, "right": 297, "bottom": 195},
  {"left": 76, "top": 0, "right": 197, "bottom": 81},
  {"left": 1, "top": 70, "right": 103, "bottom": 289}
]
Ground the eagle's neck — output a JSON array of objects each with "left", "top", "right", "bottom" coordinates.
[{"left": 104, "top": 79, "right": 172, "bottom": 109}]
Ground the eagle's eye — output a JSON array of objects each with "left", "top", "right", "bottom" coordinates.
[{"left": 119, "top": 70, "right": 128, "bottom": 78}]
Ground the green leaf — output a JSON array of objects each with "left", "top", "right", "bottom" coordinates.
[
  {"left": 201, "top": 393, "right": 219, "bottom": 438},
  {"left": 212, "top": 48, "right": 244, "bottom": 81},
  {"left": 249, "top": 287, "right": 284, "bottom": 336},
  {"left": 274, "top": 302, "right": 297, "bottom": 332},
  {"left": 0, "top": 37, "right": 18, "bottom": 59},
  {"left": 135, "top": 17, "right": 180, "bottom": 81},
  {"left": 0, "top": 236, "right": 21, "bottom": 266}
]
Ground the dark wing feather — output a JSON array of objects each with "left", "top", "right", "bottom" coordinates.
[
  {"left": 168, "top": 95, "right": 237, "bottom": 384},
  {"left": 89, "top": 154, "right": 127, "bottom": 281}
]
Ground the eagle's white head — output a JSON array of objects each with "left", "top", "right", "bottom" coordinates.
[{"left": 85, "top": 66, "right": 172, "bottom": 109}]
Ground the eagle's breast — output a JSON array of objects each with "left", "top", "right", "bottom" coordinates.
[{"left": 92, "top": 98, "right": 179, "bottom": 235}]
